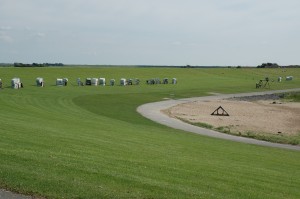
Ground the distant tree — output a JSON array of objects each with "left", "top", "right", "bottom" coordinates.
[
  {"left": 14, "top": 62, "right": 23, "bottom": 67},
  {"left": 257, "top": 63, "right": 279, "bottom": 68}
]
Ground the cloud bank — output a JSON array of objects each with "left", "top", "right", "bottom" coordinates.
[{"left": 0, "top": 0, "right": 299, "bottom": 65}]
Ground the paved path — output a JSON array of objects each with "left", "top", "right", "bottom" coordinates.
[
  {"left": 137, "top": 88, "right": 300, "bottom": 151},
  {"left": 0, "top": 189, "right": 32, "bottom": 199}
]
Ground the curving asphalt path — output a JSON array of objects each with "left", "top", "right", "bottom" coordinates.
[
  {"left": 137, "top": 88, "right": 300, "bottom": 151},
  {"left": 0, "top": 189, "right": 32, "bottom": 199}
]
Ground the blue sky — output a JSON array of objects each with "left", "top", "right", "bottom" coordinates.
[{"left": 0, "top": 0, "right": 299, "bottom": 65}]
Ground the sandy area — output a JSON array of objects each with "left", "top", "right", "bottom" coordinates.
[{"left": 163, "top": 99, "right": 300, "bottom": 135}]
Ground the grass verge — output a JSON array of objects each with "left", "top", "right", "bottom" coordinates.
[
  {"left": 180, "top": 120, "right": 300, "bottom": 145},
  {"left": 281, "top": 92, "right": 300, "bottom": 102}
]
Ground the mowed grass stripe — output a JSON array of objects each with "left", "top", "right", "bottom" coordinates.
[{"left": 0, "top": 67, "right": 299, "bottom": 198}]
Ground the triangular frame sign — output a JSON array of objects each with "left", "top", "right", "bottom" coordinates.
[{"left": 211, "top": 106, "right": 230, "bottom": 116}]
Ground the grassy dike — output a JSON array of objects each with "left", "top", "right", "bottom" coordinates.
[{"left": 0, "top": 67, "right": 300, "bottom": 198}]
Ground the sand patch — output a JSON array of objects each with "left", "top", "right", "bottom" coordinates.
[{"left": 163, "top": 99, "right": 300, "bottom": 135}]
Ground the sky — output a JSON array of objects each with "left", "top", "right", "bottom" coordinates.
[{"left": 0, "top": 0, "right": 300, "bottom": 66}]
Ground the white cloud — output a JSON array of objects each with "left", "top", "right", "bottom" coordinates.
[
  {"left": 35, "top": 32, "right": 46, "bottom": 38},
  {"left": 0, "top": 26, "right": 12, "bottom": 30},
  {"left": 171, "top": 41, "right": 182, "bottom": 46},
  {"left": 24, "top": 26, "right": 32, "bottom": 31},
  {"left": 0, "top": 32, "right": 13, "bottom": 43}
]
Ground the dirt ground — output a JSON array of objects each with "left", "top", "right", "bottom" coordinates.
[{"left": 164, "top": 98, "right": 300, "bottom": 135}]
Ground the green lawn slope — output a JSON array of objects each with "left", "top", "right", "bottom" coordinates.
[{"left": 0, "top": 67, "right": 299, "bottom": 199}]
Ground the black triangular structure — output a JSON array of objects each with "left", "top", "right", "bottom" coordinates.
[
  {"left": 263, "top": 81, "right": 270, "bottom": 88},
  {"left": 211, "top": 106, "right": 229, "bottom": 116}
]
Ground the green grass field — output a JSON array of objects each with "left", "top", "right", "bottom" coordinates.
[{"left": 0, "top": 67, "right": 300, "bottom": 199}]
